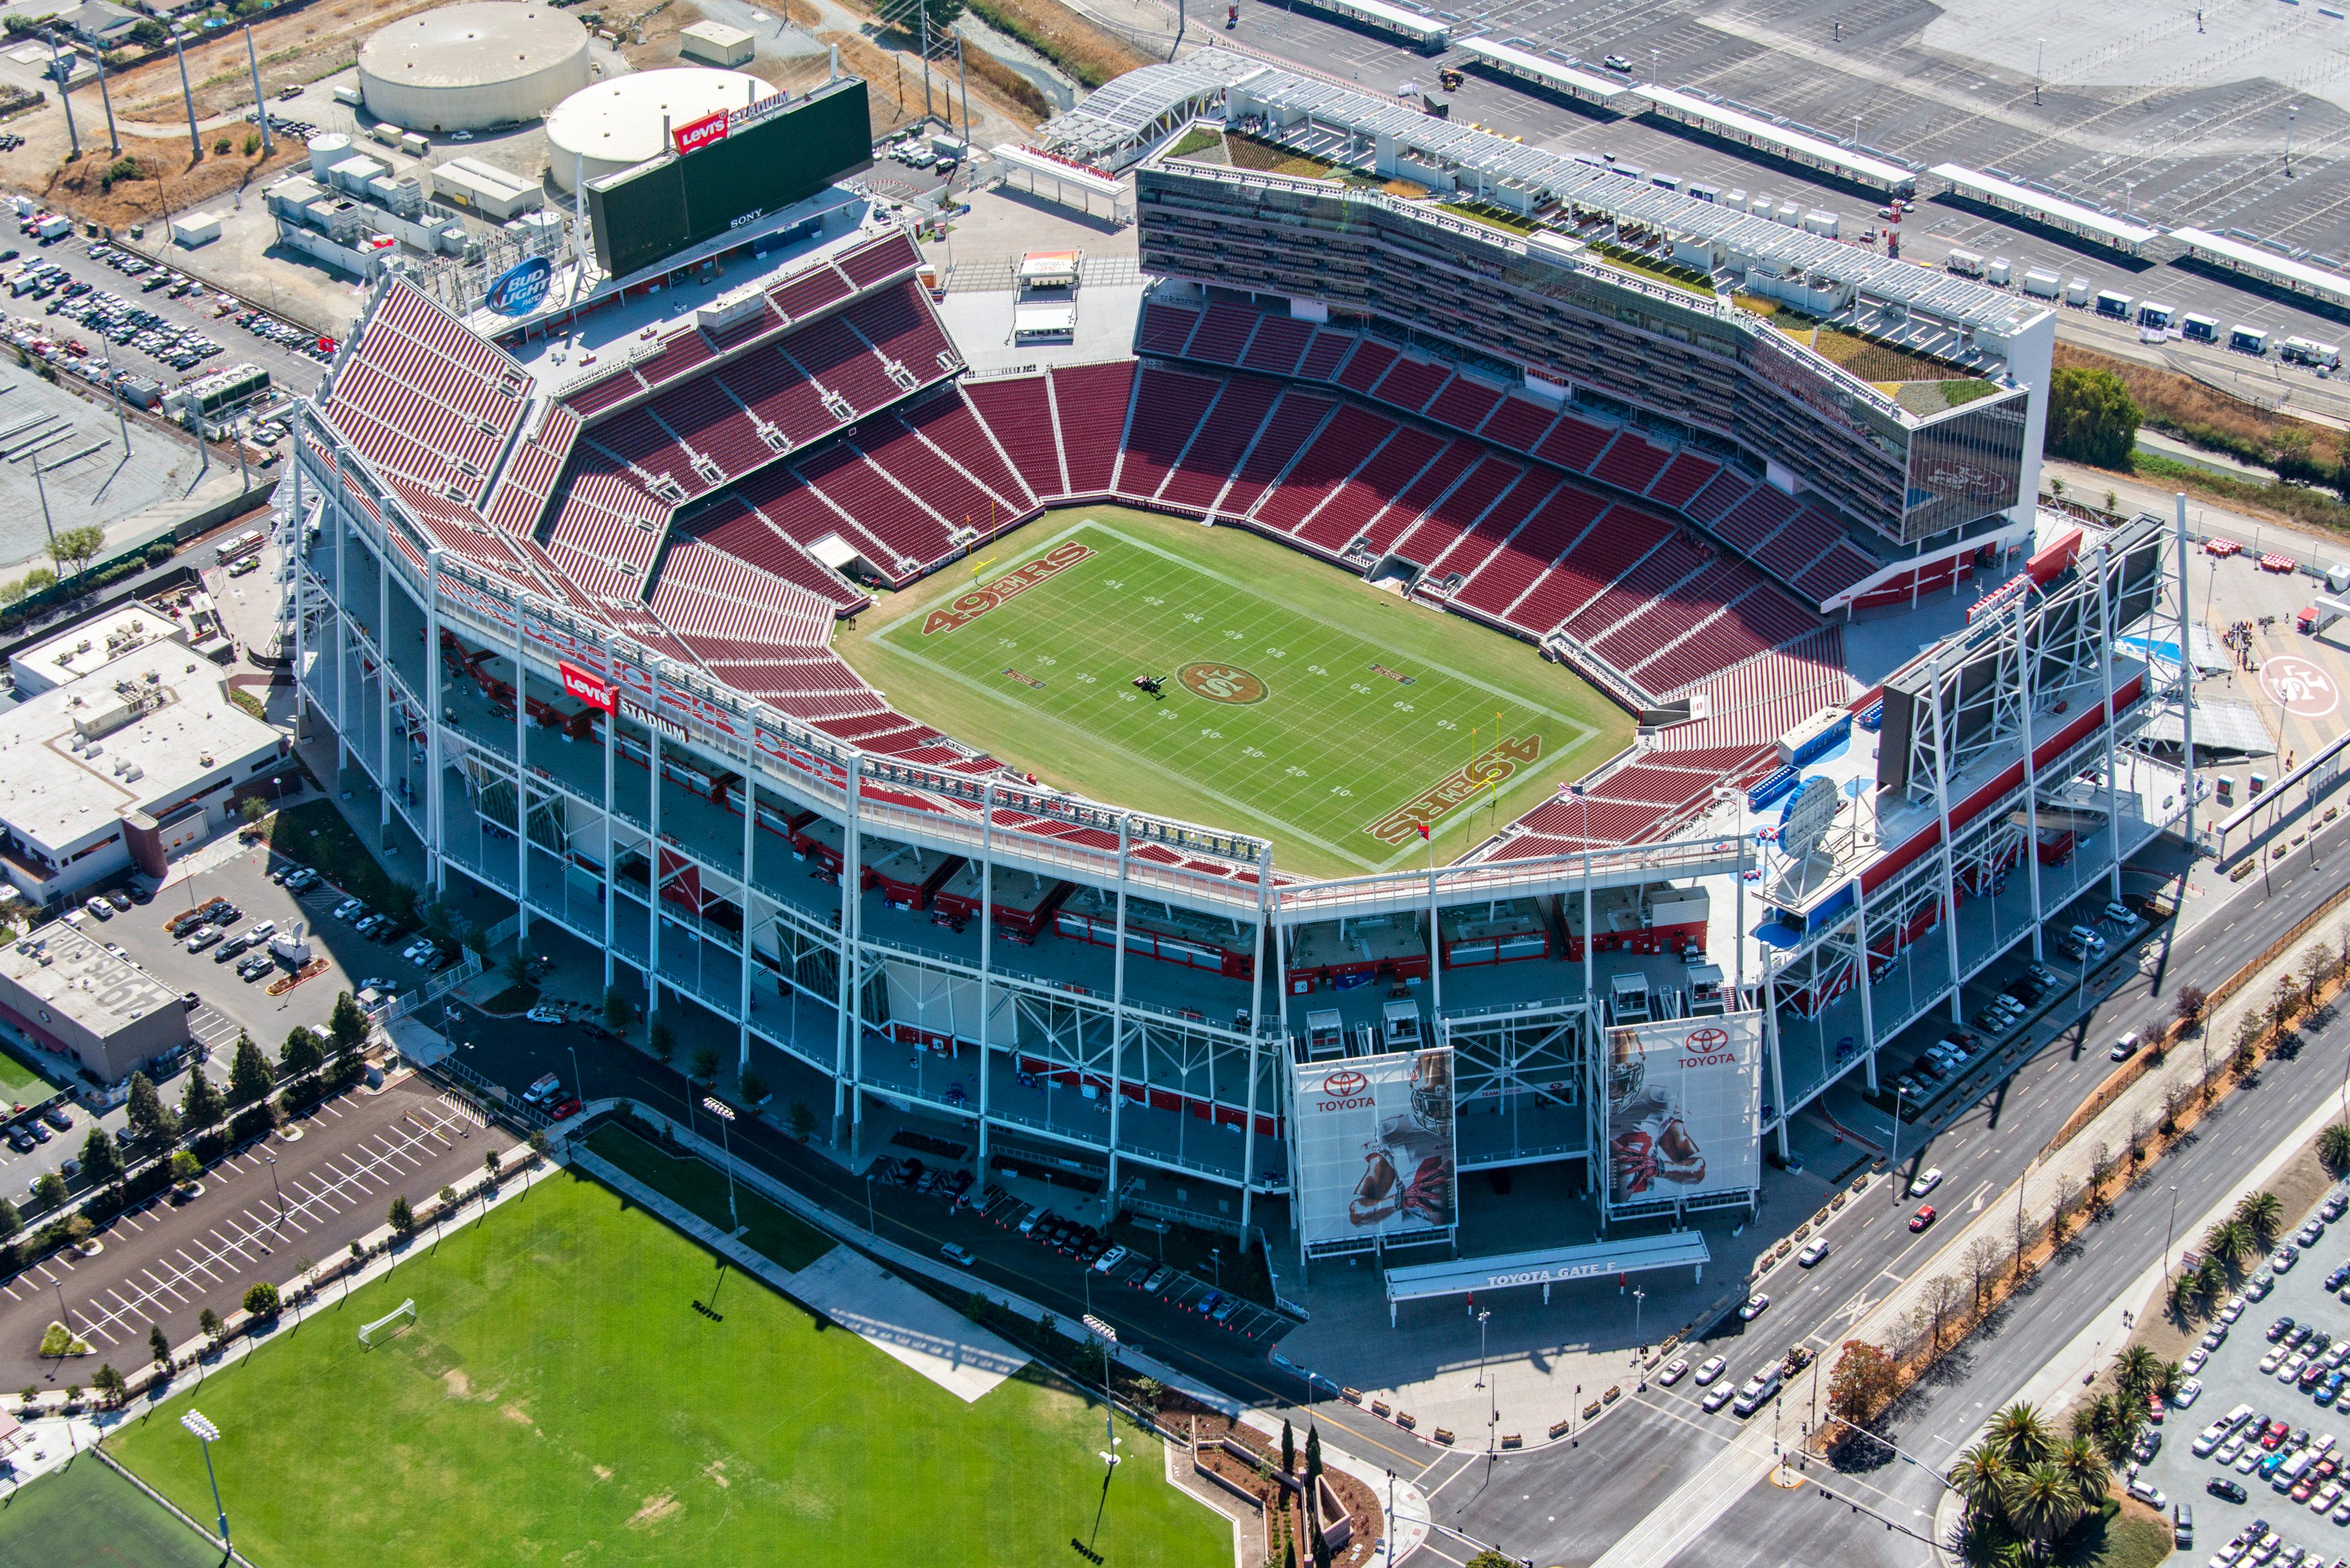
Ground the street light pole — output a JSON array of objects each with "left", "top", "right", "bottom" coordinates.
[
  {"left": 865, "top": 1171, "right": 876, "bottom": 1238},
  {"left": 182, "top": 1410, "right": 230, "bottom": 1554},
  {"left": 1887, "top": 1085, "right": 1906, "bottom": 1200},
  {"left": 263, "top": 1152, "right": 284, "bottom": 1234},
  {"left": 1474, "top": 1308, "right": 1490, "bottom": 1389},
  {"left": 2163, "top": 1184, "right": 2179, "bottom": 1285},
  {"left": 702, "top": 1096, "right": 739, "bottom": 1237}
]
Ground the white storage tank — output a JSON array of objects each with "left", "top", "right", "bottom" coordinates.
[
  {"left": 306, "top": 132, "right": 353, "bottom": 179},
  {"left": 358, "top": 2, "right": 590, "bottom": 134},
  {"left": 546, "top": 68, "right": 775, "bottom": 192}
]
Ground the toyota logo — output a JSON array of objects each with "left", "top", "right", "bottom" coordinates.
[
  {"left": 1684, "top": 1027, "right": 1730, "bottom": 1052},
  {"left": 1323, "top": 1070, "right": 1368, "bottom": 1097}
]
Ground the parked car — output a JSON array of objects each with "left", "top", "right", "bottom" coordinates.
[
  {"left": 1693, "top": 1356, "right": 1728, "bottom": 1386},
  {"left": 185, "top": 926, "right": 223, "bottom": 953},
  {"left": 525, "top": 1004, "right": 564, "bottom": 1024},
  {"left": 38, "top": 1105, "right": 69, "bottom": 1132}
]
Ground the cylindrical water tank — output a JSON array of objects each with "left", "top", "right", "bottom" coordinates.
[
  {"left": 357, "top": 3, "right": 591, "bottom": 134},
  {"left": 306, "top": 132, "right": 352, "bottom": 180},
  {"left": 544, "top": 68, "right": 774, "bottom": 192}
]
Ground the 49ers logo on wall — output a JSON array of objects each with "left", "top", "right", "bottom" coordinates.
[{"left": 1919, "top": 459, "right": 2004, "bottom": 498}]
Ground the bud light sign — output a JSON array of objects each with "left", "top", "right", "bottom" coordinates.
[
  {"left": 484, "top": 255, "right": 552, "bottom": 318},
  {"left": 673, "top": 110, "right": 731, "bottom": 155}
]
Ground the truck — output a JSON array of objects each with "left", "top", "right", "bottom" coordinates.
[
  {"left": 2181, "top": 313, "right": 2218, "bottom": 344},
  {"left": 2021, "top": 268, "right": 2062, "bottom": 299},
  {"left": 2231, "top": 325, "right": 2270, "bottom": 354},
  {"left": 1732, "top": 1365, "right": 1783, "bottom": 1416},
  {"left": 1945, "top": 249, "right": 1985, "bottom": 278},
  {"left": 33, "top": 213, "right": 69, "bottom": 241},
  {"left": 2094, "top": 289, "right": 2134, "bottom": 319}
]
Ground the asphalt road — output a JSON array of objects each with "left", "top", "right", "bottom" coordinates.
[{"left": 1416, "top": 811, "right": 2350, "bottom": 1567}]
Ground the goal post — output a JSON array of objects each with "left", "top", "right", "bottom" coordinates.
[{"left": 358, "top": 1299, "right": 416, "bottom": 1347}]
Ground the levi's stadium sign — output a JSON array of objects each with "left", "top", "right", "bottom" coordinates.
[
  {"left": 559, "top": 660, "right": 616, "bottom": 712},
  {"left": 671, "top": 90, "right": 797, "bottom": 156}
]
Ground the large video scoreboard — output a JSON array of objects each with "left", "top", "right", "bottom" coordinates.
[{"left": 587, "top": 76, "right": 872, "bottom": 278}]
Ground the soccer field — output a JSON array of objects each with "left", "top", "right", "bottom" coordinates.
[
  {"left": 0, "top": 1454, "right": 222, "bottom": 1568},
  {"left": 108, "top": 1169, "right": 1229, "bottom": 1568},
  {"left": 845, "top": 510, "right": 1630, "bottom": 877}
]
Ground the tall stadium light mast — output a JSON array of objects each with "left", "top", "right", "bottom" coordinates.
[
  {"left": 172, "top": 24, "right": 201, "bottom": 161},
  {"left": 182, "top": 1410, "right": 232, "bottom": 1553},
  {"left": 244, "top": 24, "right": 273, "bottom": 156},
  {"left": 45, "top": 30, "right": 78, "bottom": 161}
]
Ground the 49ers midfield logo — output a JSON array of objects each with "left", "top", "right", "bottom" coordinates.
[
  {"left": 921, "top": 541, "right": 1095, "bottom": 635},
  {"left": 1178, "top": 662, "right": 1268, "bottom": 704}
]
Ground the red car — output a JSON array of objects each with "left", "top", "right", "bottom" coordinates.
[
  {"left": 546, "top": 1096, "right": 582, "bottom": 1121},
  {"left": 1910, "top": 1205, "right": 1936, "bottom": 1232},
  {"left": 2262, "top": 1420, "right": 2290, "bottom": 1450}
]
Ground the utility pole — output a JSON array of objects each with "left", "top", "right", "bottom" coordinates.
[
  {"left": 918, "top": 0, "right": 933, "bottom": 123},
  {"left": 94, "top": 46, "right": 117, "bottom": 155},
  {"left": 244, "top": 24, "right": 273, "bottom": 155},
  {"left": 172, "top": 25, "right": 201, "bottom": 161},
  {"left": 45, "top": 31, "right": 78, "bottom": 161}
]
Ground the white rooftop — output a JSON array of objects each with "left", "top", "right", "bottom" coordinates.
[
  {"left": 0, "top": 646, "right": 282, "bottom": 858},
  {"left": 9, "top": 604, "right": 185, "bottom": 691},
  {"left": 0, "top": 919, "right": 179, "bottom": 1036}
]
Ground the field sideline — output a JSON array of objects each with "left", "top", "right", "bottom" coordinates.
[
  {"left": 835, "top": 507, "right": 1633, "bottom": 878},
  {"left": 104, "top": 1168, "right": 1230, "bottom": 1568}
]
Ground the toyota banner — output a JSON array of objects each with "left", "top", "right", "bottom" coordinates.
[
  {"left": 1293, "top": 1048, "right": 1457, "bottom": 1250},
  {"left": 1603, "top": 1012, "right": 1764, "bottom": 1213}
]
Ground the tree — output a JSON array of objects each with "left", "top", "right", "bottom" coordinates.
[
  {"left": 31, "top": 1171, "right": 65, "bottom": 1208},
  {"left": 2113, "top": 1344, "right": 2161, "bottom": 1405},
  {"left": 436, "top": 1184, "right": 457, "bottom": 1239},
  {"left": 1282, "top": 1418, "right": 1295, "bottom": 1476},
  {"left": 2237, "top": 1190, "right": 2285, "bottom": 1247},
  {"left": 740, "top": 1070, "right": 768, "bottom": 1106},
  {"left": 45, "top": 523, "right": 104, "bottom": 591},
  {"left": 80, "top": 1126, "right": 122, "bottom": 1187},
  {"left": 2322, "top": 1122, "right": 2350, "bottom": 1175},
  {"left": 179, "top": 1063, "right": 226, "bottom": 1131},
  {"left": 125, "top": 1070, "right": 178, "bottom": 1145},
  {"left": 462, "top": 924, "right": 493, "bottom": 966},
  {"left": 1919, "top": 1271, "right": 1966, "bottom": 1347},
  {"left": 1963, "top": 1237, "right": 2005, "bottom": 1311},
  {"left": 225, "top": 1033, "right": 273, "bottom": 1107},
  {"left": 2003, "top": 1462, "right": 2083, "bottom": 1554},
  {"left": 502, "top": 951, "right": 532, "bottom": 989},
  {"left": 1987, "top": 1402, "right": 2054, "bottom": 1469},
  {"left": 1948, "top": 1439, "right": 2010, "bottom": 1526},
  {"left": 92, "top": 1363, "right": 124, "bottom": 1403},
  {"left": 170, "top": 1149, "right": 201, "bottom": 1188},
  {"left": 1304, "top": 1424, "right": 1322, "bottom": 1484},
  {"left": 239, "top": 796, "right": 267, "bottom": 829},
  {"left": 603, "top": 988, "right": 633, "bottom": 1034},
  {"left": 786, "top": 1100, "right": 816, "bottom": 1141},
  {"left": 1464, "top": 1552, "right": 1515, "bottom": 1568},
  {"left": 2304, "top": 943, "right": 2335, "bottom": 1007},
  {"left": 648, "top": 1013, "right": 676, "bottom": 1063},
  {"left": 388, "top": 1194, "right": 416, "bottom": 1237},
  {"left": 329, "top": 991, "right": 371, "bottom": 1054},
  {"left": 242, "top": 1281, "right": 279, "bottom": 1318},
  {"left": 527, "top": 1130, "right": 549, "bottom": 1162},
  {"left": 422, "top": 902, "right": 456, "bottom": 943},
  {"left": 150, "top": 1322, "right": 170, "bottom": 1366},
  {"left": 691, "top": 1045, "right": 720, "bottom": 1083},
  {"left": 1826, "top": 1341, "right": 1900, "bottom": 1428},
  {"left": 484, "top": 1149, "right": 501, "bottom": 1183},
  {"left": 2045, "top": 366, "right": 2140, "bottom": 468},
  {"left": 198, "top": 1307, "right": 221, "bottom": 1343},
  {"left": 280, "top": 1025, "right": 323, "bottom": 1076},
  {"left": 2174, "top": 984, "right": 2208, "bottom": 1030},
  {"left": 0, "top": 1196, "right": 16, "bottom": 1241}
]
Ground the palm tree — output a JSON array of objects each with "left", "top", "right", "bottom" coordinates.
[
  {"left": 2053, "top": 1435, "right": 2110, "bottom": 1514},
  {"left": 2197, "top": 1255, "right": 2229, "bottom": 1301},
  {"left": 1987, "top": 1401, "right": 2055, "bottom": 1469},
  {"left": 2114, "top": 1345, "right": 2162, "bottom": 1405},
  {"left": 2003, "top": 1462, "right": 2083, "bottom": 1558},
  {"left": 2322, "top": 1121, "right": 2350, "bottom": 1173},
  {"left": 1949, "top": 1439, "right": 2011, "bottom": 1527},
  {"left": 2204, "top": 1218, "right": 2256, "bottom": 1271},
  {"left": 2238, "top": 1190, "right": 2285, "bottom": 1247}
]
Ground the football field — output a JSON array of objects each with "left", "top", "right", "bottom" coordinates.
[{"left": 845, "top": 510, "right": 1629, "bottom": 876}]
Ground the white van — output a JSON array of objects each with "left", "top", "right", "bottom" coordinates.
[
  {"left": 1732, "top": 1366, "right": 1782, "bottom": 1416},
  {"left": 2110, "top": 1031, "right": 2141, "bottom": 1062}
]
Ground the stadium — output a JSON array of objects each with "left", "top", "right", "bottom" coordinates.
[{"left": 288, "top": 61, "right": 2193, "bottom": 1277}]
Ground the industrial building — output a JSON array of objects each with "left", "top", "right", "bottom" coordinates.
[
  {"left": 0, "top": 638, "right": 288, "bottom": 906},
  {"left": 357, "top": 1, "right": 591, "bottom": 134},
  {"left": 0, "top": 921, "right": 188, "bottom": 1087},
  {"left": 680, "top": 20, "right": 755, "bottom": 68}
]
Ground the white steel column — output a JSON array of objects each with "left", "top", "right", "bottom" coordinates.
[
  {"left": 1427, "top": 845, "right": 1442, "bottom": 1011},
  {"left": 2017, "top": 585, "right": 2045, "bottom": 960},
  {"left": 2096, "top": 543, "right": 2123, "bottom": 900},
  {"left": 1927, "top": 653, "right": 1964, "bottom": 1019},
  {"left": 1240, "top": 841, "right": 1271, "bottom": 1232},
  {"left": 2179, "top": 495, "right": 2199, "bottom": 847},
  {"left": 738, "top": 778, "right": 755, "bottom": 1071},
  {"left": 976, "top": 782, "right": 994, "bottom": 1178},
  {"left": 1851, "top": 874, "right": 1876, "bottom": 1083},
  {"left": 601, "top": 651, "right": 614, "bottom": 992},
  {"left": 378, "top": 525, "right": 392, "bottom": 845},
  {"left": 648, "top": 725, "right": 662, "bottom": 1029},
  {"left": 514, "top": 596, "right": 530, "bottom": 941},
  {"left": 1764, "top": 955, "right": 1789, "bottom": 1158},
  {"left": 425, "top": 549, "right": 444, "bottom": 896},
  {"left": 330, "top": 424, "right": 348, "bottom": 772},
  {"left": 1107, "top": 815, "right": 1131, "bottom": 1213},
  {"left": 844, "top": 767, "right": 866, "bottom": 1151}
]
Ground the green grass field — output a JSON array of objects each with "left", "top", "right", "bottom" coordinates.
[
  {"left": 107, "top": 1168, "right": 1228, "bottom": 1568},
  {"left": 0, "top": 1456, "right": 222, "bottom": 1568},
  {"left": 841, "top": 509, "right": 1630, "bottom": 877},
  {"left": 582, "top": 1122, "right": 835, "bottom": 1270},
  {"left": 0, "top": 1037, "right": 59, "bottom": 1105}
]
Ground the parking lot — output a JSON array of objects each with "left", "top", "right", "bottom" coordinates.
[
  {"left": 2134, "top": 1180, "right": 2350, "bottom": 1565},
  {"left": 0, "top": 1073, "right": 505, "bottom": 1387}
]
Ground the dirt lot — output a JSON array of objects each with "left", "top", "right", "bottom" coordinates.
[{"left": 115, "top": 0, "right": 444, "bottom": 124}]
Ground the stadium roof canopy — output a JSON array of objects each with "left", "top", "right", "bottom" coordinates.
[{"left": 1039, "top": 52, "right": 1261, "bottom": 168}]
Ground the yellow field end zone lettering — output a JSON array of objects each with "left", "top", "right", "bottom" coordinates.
[
  {"left": 1366, "top": 735, "right": 1542, "bottom": 844},
  {"left": 921, "top": 539, "right": 1096, "bottom": 634}
]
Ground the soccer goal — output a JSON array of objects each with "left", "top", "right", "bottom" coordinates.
[{"left": 358, "top": 1299, "right": 416, "bottom": 1347}]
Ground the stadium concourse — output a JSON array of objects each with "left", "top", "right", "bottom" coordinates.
[{"left": 312, "top": 229, "right": 1857, "bottom": 867}]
